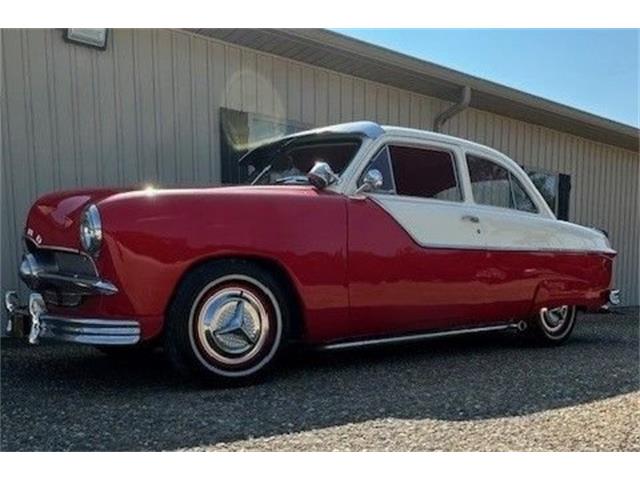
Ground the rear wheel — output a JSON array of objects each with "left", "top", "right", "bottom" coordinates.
[
  {"left": 527, "top": 305, "right": 577, "bottom": 345},
  {"left": 164, "top": 260, "right": 289, "bottom": 384}
]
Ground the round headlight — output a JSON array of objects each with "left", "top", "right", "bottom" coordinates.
[{"left": 79, "top": 204, "right": 102, "bottom": 255}]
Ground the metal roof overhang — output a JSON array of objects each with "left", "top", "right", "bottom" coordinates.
[{"left": 184, "top": 28, "right": 639, "bottom": 152}]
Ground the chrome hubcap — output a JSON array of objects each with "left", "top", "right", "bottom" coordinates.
[
  {"left": 196, "top": 286, "right": 269, "bottom": 365},
  {"left": 540, "top": 305, "right": 570, "bottom": 333}
]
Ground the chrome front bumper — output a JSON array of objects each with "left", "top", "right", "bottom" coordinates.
[{"left": 4, "top": 291, "right": 140, "bottom": 345}]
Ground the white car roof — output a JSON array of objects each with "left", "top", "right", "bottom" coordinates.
[
  {"left": 380, "top": 124, "right": 521, "bottom": 169},
  {"left": 289, "top": 121, "right": 523, "bottom": 173},
  {"left": 282, "top": 121, "right": 532, "bottom": 190}
]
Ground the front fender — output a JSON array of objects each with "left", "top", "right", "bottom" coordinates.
[{"left": 82, "top": 187, "right": 349, "bottom": 341}]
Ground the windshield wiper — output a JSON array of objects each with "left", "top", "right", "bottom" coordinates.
[
  {"left": 273, "top": 175, "right": 310, "bottom": 185},
  {"left": 250, "top": 164, "right": 272, "bottom": 185}
]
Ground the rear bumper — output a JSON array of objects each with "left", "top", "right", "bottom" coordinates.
[
  {"left": 608, "top": 289, "right": 621, "bottom": 306},
  {"left": 4, "top": 291, "right": 140, "bottom": 345}
]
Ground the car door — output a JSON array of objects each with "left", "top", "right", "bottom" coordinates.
[
  {"left": 461, "top": 152, "right": 553, "bottom": 318},
  {"left": 346, "top": 140, "right": 494, "bottom": 338}
]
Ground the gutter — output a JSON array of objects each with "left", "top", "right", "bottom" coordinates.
[{"left": 434, "top": 86, "right": 472, "bottom": 132}]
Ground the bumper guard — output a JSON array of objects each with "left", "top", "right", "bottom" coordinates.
[{"left": 4, "top": 291, "right": 140, "bottom": 345}]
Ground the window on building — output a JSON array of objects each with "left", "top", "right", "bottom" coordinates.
[
  {"left": 387, "top": 146, "right": 462, "bottom": 201},
  {"left": 524, "top": 168, "right": 571, "bottom": 220},
  {"left": 466, "top": 154, "right": 537, "bottom": 213}
]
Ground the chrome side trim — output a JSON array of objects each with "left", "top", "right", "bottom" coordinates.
[{"left": 317, "top": 323, "right": 518, "bottom": 351}]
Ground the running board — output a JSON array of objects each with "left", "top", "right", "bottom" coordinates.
[{"left": 317, "top": 322, "right": 522, "bottom": 351}]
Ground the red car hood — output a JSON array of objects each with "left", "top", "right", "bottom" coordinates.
[{"left": 24, "top": 185, "right": 321, "bottom": 251}]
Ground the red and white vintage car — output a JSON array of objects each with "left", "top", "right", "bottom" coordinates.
[{"left": 5, "top": 122, "right": 619, "bottom": 383}]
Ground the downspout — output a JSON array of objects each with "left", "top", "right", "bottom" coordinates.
[{"left": 433, "top": 86, "right": 472, "bottom": 132}]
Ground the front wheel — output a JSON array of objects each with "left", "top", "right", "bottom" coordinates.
[
  {"left": 164, "top": 260, "right": 289, "bottom": 385},
  {"left": 527, "top": 305, "right": 577, "bottom": 345}
]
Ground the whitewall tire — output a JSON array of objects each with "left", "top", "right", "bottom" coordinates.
[
  {"left": 529, "top": 305, "right": 577, "bottom": 345},
  {"left": 165, "top": 260, "right": 289, "bottom": 384}
]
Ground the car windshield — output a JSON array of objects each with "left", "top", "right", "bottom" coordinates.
[{"left": 240, "top": 135, "right": 362, "bottom": 185}]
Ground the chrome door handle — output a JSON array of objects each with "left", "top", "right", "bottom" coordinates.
[{"left": 461, "top": 214, "right": 480, "bottom": 223}]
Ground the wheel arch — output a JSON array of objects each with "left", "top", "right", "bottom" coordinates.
[
  {"left": 165, "top": 253, "right": 307, "bottom": 342},
  {"left": 530, "top": 280, "right": 592, "bottom": 314}
]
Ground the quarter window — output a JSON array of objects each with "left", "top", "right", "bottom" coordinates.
[
  {"left": 388, "top": 146, "right": 462, "bottom": 201},
  {"left": 466, "top": 155, "right": 537, "bottom": 213},
  {"left": 358, "top": 147, "right": 396, "bottom": 193}
]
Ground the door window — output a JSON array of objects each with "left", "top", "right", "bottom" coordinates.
[
  {"left": 384, "top": 145, "right": 462, "bottom": 201},
  {"left": 466, "top": 155, "right": 537, "bottom": 213}
]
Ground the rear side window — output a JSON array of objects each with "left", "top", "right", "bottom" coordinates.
[
  {"left": 466, "top": 155, "right": 537, "bottom": 213},
  {"left": 388, "top": 145, "right": 462, "bottom": 201}
]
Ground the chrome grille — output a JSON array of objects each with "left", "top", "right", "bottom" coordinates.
[
  {"left": 25, "top": 240, "right": 98, "bottom": 279},
  {"left": 53, "top": 251, "right": 97, "bottom": 277}
]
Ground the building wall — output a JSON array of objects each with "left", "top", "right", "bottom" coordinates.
[{"left": 2, "top": 28, "right": 638, "bottom": 316}]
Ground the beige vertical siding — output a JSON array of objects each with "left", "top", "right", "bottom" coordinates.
[{"left": 1, "top": 28, "right": 638, "bottom": 317}]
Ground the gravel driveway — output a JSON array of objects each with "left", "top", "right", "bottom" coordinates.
[{"left": 1, "top": 309, "right": 638, "bottom": 451}]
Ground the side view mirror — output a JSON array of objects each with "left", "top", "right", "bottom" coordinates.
[
  {"left": 307, "top": 161, "right": 339, "bottom": 190},
  {"left": 355, "top": 169, "right": 384, "bottom": 195}
]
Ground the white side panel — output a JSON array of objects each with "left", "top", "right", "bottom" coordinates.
[
  {"left": 371, "top": 196, "right": 614, "bottom": 253},
  {"left": 477, "top": 207, "right": 615, "bottom": 253},
  {"left": 370, "top": 195, "right": 483, "bottom": 248}
]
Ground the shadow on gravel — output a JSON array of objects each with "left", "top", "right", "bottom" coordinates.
[{"left": 1, "top": 311, "right": 638, "bottom": 451}]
